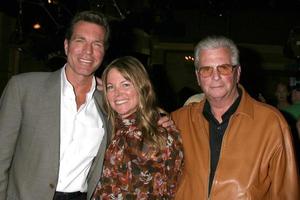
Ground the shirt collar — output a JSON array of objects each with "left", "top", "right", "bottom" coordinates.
[
  {"left": 203, "top": 87, "right": 242, "bottom": 123},
  {"left": 61, "top": 66, "right": 96, "bottom": 100}
]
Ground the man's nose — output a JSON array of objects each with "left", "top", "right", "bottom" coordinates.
[
  {"left": 84, "top": 43, "right": 93, "bottom": 54},
  {"left": 211, "top": 67, "right": 221, "bottom": 80}
]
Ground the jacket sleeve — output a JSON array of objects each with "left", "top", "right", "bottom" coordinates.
[
  {"left": 270, "top": 125, "right": 300, "bottom": 199},
  {"left": 0, "top": 77, "right": 22, "bottom": 198}
]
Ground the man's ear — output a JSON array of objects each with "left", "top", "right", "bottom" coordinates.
[
  {"left": 236, "top": 65, "right": 241, "bottom": 83},
  {"left": 64, "top": 39, "right": 68, "bottom": 55},
  {"left": 195, "top": 70, "right": 201, "bottom": 86}
]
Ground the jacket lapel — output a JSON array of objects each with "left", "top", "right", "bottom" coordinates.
[
  {"left": 41, "top": 69, "right": 61, "bottom": 173},
  {"left": 87, "top": 90, "right": 112, "bottom": 199}
]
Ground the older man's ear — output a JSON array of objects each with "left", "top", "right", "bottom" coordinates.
[{"left": 96, "top": 77, "right": 103, "bottom": 91}]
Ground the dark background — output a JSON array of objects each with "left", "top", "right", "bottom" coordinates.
[{"left": 1, "top": 0, "right": 300, "bottom": 111}]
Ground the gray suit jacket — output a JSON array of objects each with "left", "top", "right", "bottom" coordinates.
[{"left": 0, "top": 69, "right": 111, "bottom": 200}]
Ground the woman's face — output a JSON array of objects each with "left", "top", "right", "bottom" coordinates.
[{"left": 105, "top": 68, "right": 139, "bottom": 118}]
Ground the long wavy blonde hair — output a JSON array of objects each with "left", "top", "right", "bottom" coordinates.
[{"left": 102, "top": 56, "right": 167, "bottom": 147}]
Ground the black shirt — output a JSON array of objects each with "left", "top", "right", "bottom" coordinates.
[{"left": 203, "top": 88, "right": 242, "bottom": 195}]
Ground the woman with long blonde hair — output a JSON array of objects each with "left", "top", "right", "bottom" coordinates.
[{"left": 92, "top": 56, "right": 184, "bottom": 199}]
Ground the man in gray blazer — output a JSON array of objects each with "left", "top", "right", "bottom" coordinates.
[{"left": 0, "top": 11, "right": 111, "bottom": 200}]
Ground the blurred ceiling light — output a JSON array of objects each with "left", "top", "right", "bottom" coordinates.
[
  {"left": 33, "top": 22, "right": 41, "bottom": 30},
  {"left": 48, "top": 0, "right": 59, "bottom": 5},
  {"left": 185, "top": 55, "right": 194, "bottom": 61}
]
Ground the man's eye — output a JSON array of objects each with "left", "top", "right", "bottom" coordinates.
[
  {"left": 94, "top": 42, "right": 104, "bottom": 48},
  {"left": 219, "top": 64, "right": 231, "bottom": 69},
  {"left": 74, "top": 38, "right": 84, "bottom": 42},
  {"left": 201, "top": 67, "right": 211, "bottom": 71}
]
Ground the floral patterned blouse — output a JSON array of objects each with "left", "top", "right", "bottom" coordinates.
[{"left": 92, "top": 113, "right": 184, "bottom": 200}]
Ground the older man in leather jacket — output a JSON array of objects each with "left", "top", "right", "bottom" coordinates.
[{"left": 172, "top": 36, "right": 299, "bottom": 199}]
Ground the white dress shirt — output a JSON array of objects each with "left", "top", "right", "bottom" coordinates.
[{"left": 56, "top": 67, "right": 104, "bottom": 192}]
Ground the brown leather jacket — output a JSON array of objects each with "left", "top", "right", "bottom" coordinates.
[{"left": 171, "top": 86, "right": 299, "bottom": 199}]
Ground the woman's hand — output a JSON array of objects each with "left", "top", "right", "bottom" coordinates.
[
  {"left": 158, "top": 115, "right": 178, "bottom": 132},
  {"left": 96, "top": 77, "right": 103, "bottom": 91}
]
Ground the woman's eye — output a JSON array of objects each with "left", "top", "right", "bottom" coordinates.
[
  {"left": 122, "top": 82, "right": 131, "bottom": 88},
  {"left": 106, "top": 85, "right": 113, "bottom": 91}
]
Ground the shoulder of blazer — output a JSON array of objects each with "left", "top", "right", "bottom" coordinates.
[
  {"left": 7, "top": 69, "right": 61, "bottom": 100},
  {"left": 11, "top": 69, "right": 61, "bottom": 89}
]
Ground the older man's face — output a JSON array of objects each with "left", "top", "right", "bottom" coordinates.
[{"left": 195, "top": 47, "right": 240, "bottom": 103}]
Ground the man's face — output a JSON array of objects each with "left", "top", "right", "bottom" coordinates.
[
  {"left": 64, "top": 21, "right": 106, "bottom": 79},
  {"left": 195, "top": 47, "right": 240, "bottom": 103}
]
